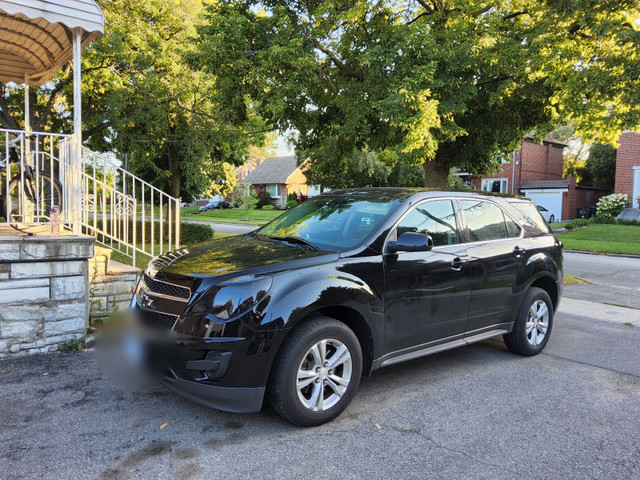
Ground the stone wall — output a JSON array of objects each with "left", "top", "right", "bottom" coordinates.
[
  {"left": 89, "top": 261, "right": 140, "bottom": 321},
  {"left": 0, "top": 234, "right": 94, "bottom": 356}
]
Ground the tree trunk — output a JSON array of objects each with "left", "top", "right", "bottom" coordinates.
[{"left": 422, "top": 159, "right": 449, "bottom": 188}]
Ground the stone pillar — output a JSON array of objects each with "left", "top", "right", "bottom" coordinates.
[{"left": 0, "top": 234, "right": 94, "bottom": 356}]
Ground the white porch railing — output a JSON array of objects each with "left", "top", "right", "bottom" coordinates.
[
  {"left": 80, "top": 148, "right": 181, "bottom": 264},
  {"left": 1, "top": 128, "right": 73, "bottom": 228},
  {"left": 1, "top": 128, "right": 181, "bottom": 265}
]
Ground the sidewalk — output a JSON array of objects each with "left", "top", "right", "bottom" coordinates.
[{"left": 558, "top": 297, "right": 640, "bottom": 324}]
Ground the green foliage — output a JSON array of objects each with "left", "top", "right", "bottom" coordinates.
[
  {"left": 240, "top": 186, "right": 259, "bottom": 219},
  {"left": 564, "top": 215, "right": 639, "bottom": 230},
  {"left": 262, "top": 205, "right": 275, "bottom": 210},
  {"left": 558, "top": 224, "right": 640, "bottom": 255},
  {"left": 583, "top": 144, "right": 617, "bottom": 191},
  {"left": 596, "top": 193, "right": 631, "bottom": 217},
  {"left": 59, "top": 336, "right": 85, "bottom": 352},
  {"left": 286, "top": 199, "right": 298, "bottom": 209},
  {"left": 90, "top": 219, "right": 214, "bottom": 245},
  {"left": 1, "top": 0, "right": 270, "bottom": 202},
  {"left": 191, "top": 1, "right": 640, "bottom": 187}
]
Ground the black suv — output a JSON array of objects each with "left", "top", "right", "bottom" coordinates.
[{"left": 130, "top": 188, "right": 562, "bottom": 426}]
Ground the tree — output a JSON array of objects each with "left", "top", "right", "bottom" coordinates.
[
  {"left": 583, "top": 143, "right": 617, "bottom": 191},
  {"left": 190, "top": 0, "right": 640, "bottom": 187},
  {"left": 0, "top": 0, "right": 269, "bottom": 202}
]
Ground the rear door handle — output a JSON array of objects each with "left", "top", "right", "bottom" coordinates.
[
  {"left": 513, "top": 246, "right": 526, "bottom": 256},
  {"left": 450, "top": 256, "right": 469, "bottom": 271}
]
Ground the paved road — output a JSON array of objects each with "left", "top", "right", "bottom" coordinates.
[
  {"left": 2, "top": 299, "right": 639, "bottom": 480},
  {"left": 182, "top": 219, "right": 256, "bottom": 235},
  {"left": 563, "top": 252, "right": 640, "bottom": 308}
]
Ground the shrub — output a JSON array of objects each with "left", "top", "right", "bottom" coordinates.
[
  {"left": 180, "top": 222, "right": 215, "bottom": 245},
  {"left": 88, "top": 219, "right": 214, "bottom": 246},
  {"left": 262, "top": 205, "right": 275, "bottom": 210},
  {"left": 564, "top": 216, "right": 640, "bottom": 230},
  {"left": 286, "top": 199, "right": 298, "bottom": 209},
  {"left": 256, "top": 191, "right": 273, "bottom": 208},
  {"left": 596, "top": 193, "right": 631, "bottom": 217}
]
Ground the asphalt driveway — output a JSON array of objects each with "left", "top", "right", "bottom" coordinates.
[{"left": 1, "top": 299, "right": 639, "bottom": 480}]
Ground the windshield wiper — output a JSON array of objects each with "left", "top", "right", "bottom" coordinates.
[{"left": 266, "top": 235, "right": 318, "bottom": 251}]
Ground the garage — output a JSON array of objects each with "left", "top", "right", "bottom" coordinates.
[{"left": 519, "top": 182, "right": 568, "bottom": 223}]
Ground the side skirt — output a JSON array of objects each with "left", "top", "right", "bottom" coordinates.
[{"left": 374, "top": 322, "right": 512, "bottom": 370}]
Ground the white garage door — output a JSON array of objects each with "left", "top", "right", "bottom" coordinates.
[{"left": 521, "top": 190, "right": 565, "bottom": 222}]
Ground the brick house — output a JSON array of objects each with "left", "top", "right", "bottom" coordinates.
[
  {"left": 236, "top": 162, "right": 256, "bottom": 182},
  {"left": 614, "top": 131, "right": 640, "bottom": 208},
  {"left": 472, "top": 135, "right": 608, "bottom": 221},
  {"left": 239, "top": 156, "right": 310, "bottom": 209}
]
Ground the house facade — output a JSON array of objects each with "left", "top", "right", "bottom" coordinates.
[
  {"left": 472, "top": 135, "right": 607, "bottom": 221},
  {"left": 239, "top": 156, "right": 309, "bottom": 209},
  {"left": 614, "top": 131, "right": 640, "bottom": 208}
]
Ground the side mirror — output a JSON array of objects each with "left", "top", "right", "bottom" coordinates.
[{"left": 387, "top": 232, "right": 434, "bottom": 253}]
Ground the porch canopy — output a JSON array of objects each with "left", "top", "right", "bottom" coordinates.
[{"left": 0, "top": 0, "right": 104, "bottom": 85}]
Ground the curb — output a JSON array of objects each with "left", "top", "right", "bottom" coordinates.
[{"left": 564, "top": 249, "right": 640, "bottom": 260}]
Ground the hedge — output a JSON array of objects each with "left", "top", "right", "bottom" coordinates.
[
  {"left": 564, "top": 216, "right": 640, "bottom": 230},
  {"left": 88, "top": 218, "right": 215, "bottom": 246}
]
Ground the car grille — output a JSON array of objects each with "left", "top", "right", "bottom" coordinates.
[{"left": 142, "top": 273, "right": 191, "bottom": 300}]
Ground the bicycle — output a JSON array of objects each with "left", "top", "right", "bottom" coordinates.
[{"left": 0, "top": 133, "right": 63, "bottom": 224}]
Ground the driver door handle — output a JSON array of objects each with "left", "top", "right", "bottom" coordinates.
[
  {"left": 450, "top": 256, "right": 469, "bottom": 271},
  {"left": 513, "top": 246, "right": 526, "bottom": 256}
]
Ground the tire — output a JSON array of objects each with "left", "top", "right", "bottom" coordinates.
[
  {"left": 268, "top": 316, "right": 363, "bottom": 426},
  {"left": 549, "top": 215, "right": 555, "bottom": 223},
  {"left": 5, "top": 172, "right": 63, "bottom": 222},
  {"left": 503, "top": 287, "right": 553, "bottom": 356}
]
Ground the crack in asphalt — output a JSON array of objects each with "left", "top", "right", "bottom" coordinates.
[{"left": 541, "top": 351, "right": 640, "bottom": 381}]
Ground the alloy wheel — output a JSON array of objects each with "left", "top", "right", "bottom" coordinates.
[
  {"left": 526, "top": 299, "right": 549, "bottom": 346},
  {"left": 296, "top": 338, "right": 353, "bottom": 412}
]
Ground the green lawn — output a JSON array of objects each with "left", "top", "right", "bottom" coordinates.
[
  {"left": 182, "top": 207, "right": 282, "bottom": 226},
  {"left": 107, "top": 232, "right": 234, "bottom": 269},
  {"left": 558, "top": 224, "right": 640, "bottom": 256}
]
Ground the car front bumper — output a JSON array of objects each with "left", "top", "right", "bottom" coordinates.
[{"left": 162, "top": 372, "right": 265, "bottom": 413}]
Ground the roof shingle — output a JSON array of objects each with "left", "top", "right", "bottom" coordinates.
[{"left": 239, "top": 156, "right": 299, "bottom": 185}]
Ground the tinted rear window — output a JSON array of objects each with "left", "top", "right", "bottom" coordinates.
[{"left": 507, "top": 200, "right": 551, "bottom": 237}]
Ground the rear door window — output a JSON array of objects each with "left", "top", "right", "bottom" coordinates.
[{"left": 460, "top": 200, "right": 512, "bottom": 242}]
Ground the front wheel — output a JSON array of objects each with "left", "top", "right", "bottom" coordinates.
[
  {"left": 503, "top": 287, "right": 553, "bottom": 356},
  {"left": 268, "top": 317, "right": 362, "bottom": 426}
]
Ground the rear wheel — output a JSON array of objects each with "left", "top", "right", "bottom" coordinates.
[
  {"left": 503, "top": 287, "right": 553, "bottom": 356},
  {"left": 268, "top": 316, "right": 362, "bottom": 426}
]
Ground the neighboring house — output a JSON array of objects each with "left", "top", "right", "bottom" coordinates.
[
  {"left": 239, "top": 156, "right": 309, "bottom": 209},
  {"left": 614, "top": 131, "right": 640, "bottom": 208},
  {"left": 472, "top": 134, "right": 607, "bottom": 221},
  {"left": 236, "top": 162, "right": 256, "bottom": 182}
]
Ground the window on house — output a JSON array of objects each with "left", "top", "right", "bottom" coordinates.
[
  {"left": 267, "top": 184, "right": 282, "bottom": 198},
  {"left": 481, "top": 178, "right": 508, "bottom": 193}
]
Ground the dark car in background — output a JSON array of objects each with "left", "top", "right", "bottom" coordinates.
[
  {"left": 130, "top": 188, "right": 563, "bottom": 426},
  {"left": 198, "top": 200, "right": 232, "bottom": 212}
]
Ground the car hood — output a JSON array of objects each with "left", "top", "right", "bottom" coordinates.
[{"left": 148, "top": 234, "right": 337, "bottom": 279}]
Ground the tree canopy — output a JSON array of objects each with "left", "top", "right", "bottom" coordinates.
[
  {"left": 190, "top": 0, "right": 640, "bottom": 187},
  {"left": 0, "top": 0, "right": 269, "bottom": 201}
]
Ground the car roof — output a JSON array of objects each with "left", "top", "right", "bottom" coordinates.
[{"left": 320, "top": 187, "right": 525, "bottom": 202}]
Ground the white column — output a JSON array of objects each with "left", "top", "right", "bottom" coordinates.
[
  {"left": 72, "top": 27, "right": 83, "bottom": 235},
  {"left": 24, "top": 75, "right": 30, "bottom": 132}
]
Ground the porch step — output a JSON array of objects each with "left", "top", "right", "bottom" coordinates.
[
  {"left": 89, "top": 259, "right": 140, "bottom": 323},
  {"left": 89, "top": 245, "right": 112, "bottom": 277}
]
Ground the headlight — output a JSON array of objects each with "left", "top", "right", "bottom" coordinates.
[{"left": 210, "top": 276, "right": 272, "bottom": 321}]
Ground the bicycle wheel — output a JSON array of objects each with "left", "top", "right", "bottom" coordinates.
[{"left": 5, "top": 172, "right": 63, "bottom": 222}]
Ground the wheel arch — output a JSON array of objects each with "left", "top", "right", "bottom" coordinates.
[{"left": 529, "top": 274, "right": 559, "bottom": 311}]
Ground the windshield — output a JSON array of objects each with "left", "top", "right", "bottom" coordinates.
[{"left": 256, "top": 195, "right": 397, "bottom": 251}]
